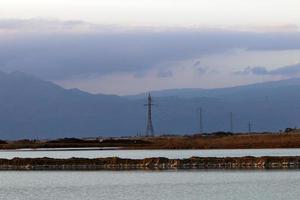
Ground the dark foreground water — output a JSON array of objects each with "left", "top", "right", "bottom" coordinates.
[{"left": 0, "top": 171, "right": 299, "bottom": 200}]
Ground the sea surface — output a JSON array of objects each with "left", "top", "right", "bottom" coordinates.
[
  {"left": 0, "top": 148, "right": 300, "bottom": 159},
  {"left": 0, "top": 170, "right": 299, "bottom": 200}
]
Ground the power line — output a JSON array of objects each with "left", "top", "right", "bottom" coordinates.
[
  {"left": 230, "top": 112, "right": 233, "bottom": 132},
  {"left": 248, "top": 121, "right": 252, "bottom": 133},
  {"left": 197, "top": 108, "right": 203, "bottom": 133}
]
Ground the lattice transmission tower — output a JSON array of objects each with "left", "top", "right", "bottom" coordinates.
[{"left": 145, "top": 93, "right": 154, "bottom": 137}]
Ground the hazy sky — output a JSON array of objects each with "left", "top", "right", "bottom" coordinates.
[
  {"left": 1, "top": 0, "right": 300, "bottom": 94},
  {"left": 2, "top": 0, "right": 300, "bottom": 27}
]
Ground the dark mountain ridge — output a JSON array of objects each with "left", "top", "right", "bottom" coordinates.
[{"left": 0, "top": 71, "right": 300, "bottom": 139}]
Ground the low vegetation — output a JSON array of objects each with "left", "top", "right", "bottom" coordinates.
[
  {"left": 1, "top": 132, "right": 300, "bottom": 150},
  {"left": 144, "top": 132, "right": 300, "bottom": 149},
  {"left": 0, "top": 137, "right": 152, "bottom": 149}
]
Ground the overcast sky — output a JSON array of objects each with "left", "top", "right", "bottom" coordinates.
[
  {"left": 2, "top": 0, "right": 300, "bottom": 27},
  {"left": 1, "top": 0, "right": 300, "bottom": 94}
]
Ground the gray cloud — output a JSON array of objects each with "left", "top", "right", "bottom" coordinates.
[
  {"left": 193, "top": 60, "right": 201, "bottom": 67},
  {"left": 235, "top": 63, "right": 300, "bottom": 77},
  {"left": 269, "top": 63, "right": 300, "bottom": 76},
  {"left": 234, "top": 66, "right": 268, "bottom": 75},
  {"left": 0, "top": 19, "right": 94, "bottom": 32},
  {"left": 192, "top": 61, "right": 213, "bottom": 75},
  {"left": 133, "top": 71, "right": 147, "bottom": 78},
  {"left": 1, "top": 19, "right": 300, "bottom": 81},
  {"left": 197, "top": 66, "right": 209, "bottom": 75},
  {"left": 157, "top": 69, "right": 173, "bottom": 78}
]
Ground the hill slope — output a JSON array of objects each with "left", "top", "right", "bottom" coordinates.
[
  {"left": 0, "top": 71, "right": 144, "bottom": 139},
  {"left": 127, "top": 78, "right": 300, "bottom": 100},
  {"left": 1, "top": 72, "right": 300, "bottom": 139}
]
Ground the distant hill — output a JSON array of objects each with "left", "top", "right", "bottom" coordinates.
[
  {"left": 1, "top": 71, "right": 300, "bottom": 139},
  {"left": 126, "top": 78, "right": 300, "bottom": 100},
  {"left": 0, "top": 71, "right": 144, "bottom": 139}
]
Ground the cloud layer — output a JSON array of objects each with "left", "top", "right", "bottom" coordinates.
[
  {"left": 1, "top": 19, "right": 300, "bottom": 93},
  {"left": 236, "top": 63, "right": 300, "bottom": 77}
]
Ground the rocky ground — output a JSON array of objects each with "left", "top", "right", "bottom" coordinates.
[{"left": 0, "top": 156, "right": 299, "bottom": 170}]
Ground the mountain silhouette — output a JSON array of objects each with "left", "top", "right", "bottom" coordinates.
[{"left": 0, "top": 71, "right": 300, "bottom": 139}]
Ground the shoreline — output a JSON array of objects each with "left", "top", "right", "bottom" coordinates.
[
  {"left": 0, "top": 156, "right": 299, "bottom": 170},
  {"left": 0, "top": 147, "right": 122, "bottom": 152},
  {"left": 3, "top": 147, "right": 300, "bottom": 151}
]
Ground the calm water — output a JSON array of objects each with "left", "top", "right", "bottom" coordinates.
[
  {"left": 1, "top": 150, "right": 299, "bottom": 200},
  {"left": 0, "top": 148, "right": 300, "bottom": 159},
  {"left": 0, "top": 171, "right": 299, "bottom": 200}
]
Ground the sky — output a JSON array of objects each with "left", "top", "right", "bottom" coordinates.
[{"left": 1, "top": 0, "right": 300, "bottom": 95}]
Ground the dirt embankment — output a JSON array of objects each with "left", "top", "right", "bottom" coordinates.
[
  {"left": 2, "top": 132, "right": 300, "bottom": 150},
  {"left": 0, "top": 156, "right": 299, "bottom": 170},
  {"left": 143, "top": 133, "right": 300, "bottom": 149}
]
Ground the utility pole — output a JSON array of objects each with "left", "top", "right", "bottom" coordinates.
[
  {"left": 248, "top": 121, "right": 252, "bottom": 133},
  {"left": 198, "top": 108, "right": 203, "bottom": 133},
  {"left": 145, "top": 93, "right": 154, "bottom": 137},
  {"left": 230, "top": 112, "right": 233, "bottom": 132}
]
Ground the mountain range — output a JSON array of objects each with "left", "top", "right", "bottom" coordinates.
[{"left": 0, "top": 71, "right": 300, "bottom": 139}]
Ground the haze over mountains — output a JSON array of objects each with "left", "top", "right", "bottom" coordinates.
[
  {"left": 0, "top": 70, "right": 300, "bottom": 139},
  {"left": 128, "top": 78, "right": 300, "bottom": 100}
]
